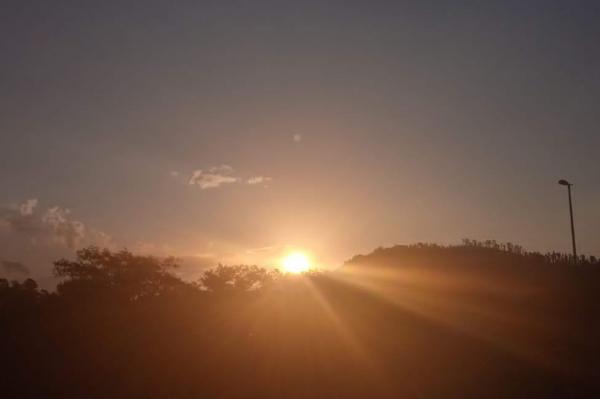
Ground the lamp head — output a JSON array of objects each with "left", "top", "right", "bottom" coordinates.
[{"left": 558, "top": 179, "right": 571, "bottom": 186}]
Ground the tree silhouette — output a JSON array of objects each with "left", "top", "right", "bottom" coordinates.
[
  {"left": 199, "top": 264, "right": 279, "bottom": 293},
  {"left": 53, "top": 246, "right": 187, "bottom": 301}
]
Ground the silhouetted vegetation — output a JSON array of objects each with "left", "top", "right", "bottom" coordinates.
[
  {"left": 199, "top": 263, "right": 280, "bottom": 293},
  {"left": 1, "top": 242, "right": 599, "bottom": 398}
]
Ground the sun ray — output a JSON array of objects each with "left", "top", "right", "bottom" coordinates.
[
  {"left": 330, "top": 265, "right": 564, "bottom": 372},
  {"left": 297, "top": 275, "right": 397, "bottom": 393}
]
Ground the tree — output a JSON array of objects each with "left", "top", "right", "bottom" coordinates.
[
  {"left": 53, "top": 246, "right": 186, "bottom": 301},
  {"left": 199, "top": 264, "right": 278, "bottom": 293}
]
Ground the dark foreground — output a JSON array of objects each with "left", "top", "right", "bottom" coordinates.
[{"left": 2, "top": 242, "right": 600, "bottom": 398}]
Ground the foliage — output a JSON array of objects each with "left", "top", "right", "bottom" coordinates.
[
  {"left": 53, "top": 246, "right": 185, "bottom": 301},
  {"left": 199, "top": 264, "right": 279, "bottom": 293}
]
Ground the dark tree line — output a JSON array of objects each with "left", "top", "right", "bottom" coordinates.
[{"left": 1, "top": 243, "right": 600, "bottom": 398}]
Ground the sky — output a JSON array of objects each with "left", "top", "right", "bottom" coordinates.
[{"left": 1, "top": 1, "right": 599, "bottom": 285}]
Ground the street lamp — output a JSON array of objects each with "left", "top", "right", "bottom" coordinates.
[{"left": 558, "top": 179, "right": 577, "bottom": 263}]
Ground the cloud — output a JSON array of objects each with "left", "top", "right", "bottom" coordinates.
[
  {"left": 186, "top": 165, "right": 272, "bottom": 190},
  {"left": 245, "top": 245, "right": 279, "bottom": 254},
  {"left": 42, "top": 207, "right": 86, "bottom": 249},
  {"left": 19, "top": 198, "right": 38, "bottom": 216},
  {"left": 189, "top": 169, "right": 238, "bottom": 189},
  {"left": 1, "top": 260, "right": 29, "bottom": 276},
  {"left": 1, "top": 202, "right": 44, "bottom": 236},
  {"left": 247, "top": 176, "right": 272, "bottom": 185},
  {"left": 293, "top": 134, "right": 302, "bottom": 142},
  {"left": 0, "top": 199, "right": 113, "bottom": 250}
]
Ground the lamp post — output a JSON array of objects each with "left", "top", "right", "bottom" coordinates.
[{"left": 558, "top": 179, "right": 577, "bottom": 263}]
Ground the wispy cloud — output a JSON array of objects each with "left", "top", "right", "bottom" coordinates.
[
  {"left": 293, "top": 133, "right": 302, "bottom": 143},
  {"left": 245, "top": 245, "right": 279, "bottom": 254},
  {"left": 247, "top": 176, "right": 272, "bottom": 185},
  {"left": 186, "top": 165, "right": 271, "bottom": 189},
  {"left": 188, "top": 165, "right": 239, "bottom": 189}
]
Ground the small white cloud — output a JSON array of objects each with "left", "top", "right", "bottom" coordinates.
[
  {"left": 188, "top": 169, "right": 238, "bottom": 189},
  {"left": 293, "top": 134, "right": 302, "bottom": 143},
  {"left": 170, "top": 171, "right": 180, "bottom": 177},
  {"left": 247, "top": 176, "right": 272, "bottom": 185},
  {"left": 19, "top": 198, "right": 38, "bottom": 216},
  {"left": 187, "top": 165, "right": 272, "bottom": 190}
]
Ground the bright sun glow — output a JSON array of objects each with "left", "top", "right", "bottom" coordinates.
[{"left": 281, "top": 252, "right": 311, "bottom": 274}]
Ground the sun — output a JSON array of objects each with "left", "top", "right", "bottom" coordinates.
[{"left": 281, "top": 251, "right": 312, "bottom": 274}]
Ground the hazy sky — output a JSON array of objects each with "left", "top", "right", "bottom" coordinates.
[{"left": 1, "top": 1, "right": 599, "bottom": 283}]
